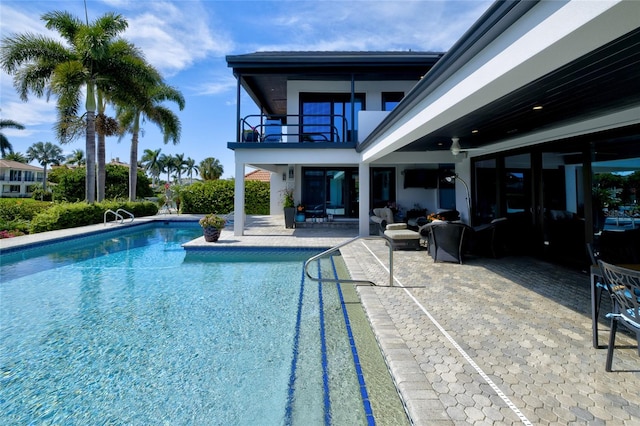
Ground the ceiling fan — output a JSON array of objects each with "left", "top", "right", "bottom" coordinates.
[{"left": 450, "top": 137, "right": 485, "bottom": 156}]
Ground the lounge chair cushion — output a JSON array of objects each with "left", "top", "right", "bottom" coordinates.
[{"left": 384, "top": 227, "right": 421, "bottom": 250}]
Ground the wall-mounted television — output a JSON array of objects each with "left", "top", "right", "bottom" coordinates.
[{"left": 403, "top": 168, "right": 439, "bottom": 189}]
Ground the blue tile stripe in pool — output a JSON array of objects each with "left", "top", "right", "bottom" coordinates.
[
  {"left": 330, "top": 256, "right": 376, "bottom": 426},
  {"left": 282, "top": 255, "right": 376, "bottom": 425},
  {"left": 317, "top": 261, "right": 332, "bottom": 426},
  {"left": 284, "top": 266, "right": 306, "bottom": 424}
]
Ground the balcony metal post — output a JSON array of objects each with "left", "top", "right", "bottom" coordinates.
[{"left": 235, "top": 73, "right": 242, "bottom": 142}]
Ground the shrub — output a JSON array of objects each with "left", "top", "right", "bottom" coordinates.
[
  {"left": 29, "top": 201, "right": 159, "bottom": 234},
  {"left": 245, "top": 180, "right": 270, "bottom": 215},
  {"left": 0, "top": 198, "right": 52, "bottom": 235},
  {"left": 180, "top": 179, "right": 270, "bottom": 215},
  {"left": 0, "top": 198, "right": 51, "bottom": 222},
  {"left": 180, "top": 180, "right": 235, "bottom": 214}
]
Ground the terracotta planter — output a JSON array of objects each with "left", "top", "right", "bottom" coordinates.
[{"left": 202, "top": 226, "right": 221, "bottom": 242}]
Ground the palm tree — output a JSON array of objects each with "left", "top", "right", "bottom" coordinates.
[
  {"left": 159, "top": 153, "right": 178, "bottom": 184},
  {"left": 4, "top": 152, "right": 28, "bottom": 163},
  {"left": 1, "top": 119, "right": 25, "bottom": 157},
  {"left": 116, "top": 80, "right": 185, "bottom": 200},
  {"left": 173, "top": 153, "right": 187, "bottom": 184},
  {"left": 1, "top": 11, "right": 156, "bottom": 203},
  {"left": 199, "top": 157, "right": 224, "bottom": 181},
  {"left": 184, "top": 157, "right": 199, "bottom": 183},
  {"left": 141, "top": 148, "right": 162, "bottom": 187},
  {"left": 26, "top": 141, "right": 65, "bottom": 192},
  {"left": 65, "top": 148, "right": 85, "bottom": 166}
]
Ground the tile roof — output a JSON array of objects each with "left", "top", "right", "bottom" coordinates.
[
  {"left": 0, "top": 159, "right": 43, "bottom": 171},
  {"left": 245, "top": 169, "right": 271, "bottom": 182}
]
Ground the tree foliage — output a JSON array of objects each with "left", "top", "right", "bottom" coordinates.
[
  {"left": 1, "top": 119, "right": 25, "bottom": 156},
  {"left": 49, "top": 164, "right": 153, "bottom": 202},
  {"left": 199, "top": 157, "right": 223, "bottom": 180}
]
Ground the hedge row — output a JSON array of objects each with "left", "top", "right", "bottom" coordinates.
[
  {"left": 0, "top": 199, "right": 52, "bottom": 235},
  {"left": 180, "top": 180, "right": 269, "bottom": 215},
  {"left": 29, "top": 201, "right": 159, "bottom": 234}
]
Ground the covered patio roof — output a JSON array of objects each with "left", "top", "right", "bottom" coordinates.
[{"left": 358, "top": 0, "right": 640, "bottom": 160}]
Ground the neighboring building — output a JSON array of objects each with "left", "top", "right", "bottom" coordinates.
[
  {"left": 245, "top": 169, "right": 271, "bottom": 182},
  {"left": 227, "top": 0, "right": 640, "bottom": 266},
  {"left": 0, "top": 160, "right": 44, "bottom": 198}
]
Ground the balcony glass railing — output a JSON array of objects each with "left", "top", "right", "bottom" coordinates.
[{"left": 239, "top": 114, "right": 351, "bottom": 143}]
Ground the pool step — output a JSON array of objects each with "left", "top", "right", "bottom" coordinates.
[{"left": 294, "top": 221, "right": 358, "bottom": 229}]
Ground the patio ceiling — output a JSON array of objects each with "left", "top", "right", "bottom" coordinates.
[{"left": 397, "top": 27, "right": 640, "bottom": 154}]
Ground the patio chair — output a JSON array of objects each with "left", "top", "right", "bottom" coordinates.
[
  {"left": 422, "top": 221, "right": 473, "bottom": 264},
  {"left": 590, "top": 232, "right": 640, "bottom": 348},
  {"left": 597, "top": 260, "right": 640, "bottom": 372},
  {"left": 588, "top": 242, "right": 608, "bottom": 348},
  {"left": 472, "top": 217, "right": 508, "bottom": 258}
]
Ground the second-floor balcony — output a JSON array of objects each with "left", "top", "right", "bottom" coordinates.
[{"left": 236, "top": 114, "right": 357, "bottom": 147}]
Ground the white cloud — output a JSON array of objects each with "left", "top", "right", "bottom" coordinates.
[
  {"left": 195, "top": 76, "right": 237, "bottom": 96},
  {"left": 246, "top": 0, "right": 492, "bottom": 52},
  {"left": 0, "top": 5, "right": 49, "bottom": 37},
  {"left": 122, "top": 1, "right": 234, "bottom": 75}
]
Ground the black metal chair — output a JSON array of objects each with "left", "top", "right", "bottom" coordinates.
[
  {"left": 597, "top": 260, "right": 640, "bottom": 372},
  {"left": 587, "top": 242, "right": 607, "bottom": 348},
  {"left": 590, "top": 231, "right": 640, "bottom": 348}
]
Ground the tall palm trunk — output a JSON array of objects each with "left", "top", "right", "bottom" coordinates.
[
  {"left": 86, "top": 110, "right": 96, "bottom": 203},
  {"left": 85, "top": 81, "right": 97, "bottom": 203},
  {"left": 97, "top": 93, "right": 106, "bottom": 202},
  {"left": 42, "top": 164, "right": 48, "bottom": 192},
  {"left": 129, "top": 132, "right": 139, "bottom": 201},
  {"left": 97, "top": 131, "right": 106, "bottom": 201}
]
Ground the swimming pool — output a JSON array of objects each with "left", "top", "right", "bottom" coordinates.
[{"left": 0, "top": 222, "right": 373, "bottom": 425}]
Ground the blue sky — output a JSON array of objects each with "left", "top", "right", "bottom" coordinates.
[{"left": 1, "top": 0, "right": 491, "bottom": 178}]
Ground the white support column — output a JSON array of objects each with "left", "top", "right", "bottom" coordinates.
[
  {"left": 234, "top": 161, "right": 245, "bottom": 236},
  {"left": 359, "top": 162, "right": 370, "bottom": 236}
]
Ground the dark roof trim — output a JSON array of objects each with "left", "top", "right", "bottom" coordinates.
[
  {"left": 226, "top": 51, "right": 444, "bottom": 72},
  {"left": 357, "top": 0, "right": 539, "bottom": 152}
]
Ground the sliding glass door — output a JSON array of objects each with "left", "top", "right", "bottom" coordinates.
[{"left": 302, "top": 168, "right": 359, "bottom": 218}]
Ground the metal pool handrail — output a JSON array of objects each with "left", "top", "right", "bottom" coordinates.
[
  {"left": 116, "top": 208, "right": 135, "bottom": 223},
  {"left": 304, "top": 235, "right": 394, "bottom": 287},
  {"left": 104, "top": 208, "right": 135, "bottom": 225}
]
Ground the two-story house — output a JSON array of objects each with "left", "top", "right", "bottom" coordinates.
[
  {"left": 227, "top": 0, "right": 640, "bottom": 265},
  {"left": 0, "top": 160, "right": 44, "bottom": 198}
]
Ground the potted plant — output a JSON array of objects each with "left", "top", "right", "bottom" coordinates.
[
  {"left": 295, "top": 203, "right": 306, "bottom": 222},
  {"left": 199, "top": 213, "right": 226, "bottom": 242},
  {"left": 282, "top": 188, "right": 295, "bottom": 228}
]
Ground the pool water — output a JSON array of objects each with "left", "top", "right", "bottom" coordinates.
[{"left": 0, "top": 223, "right": 370, "bottom": 425}]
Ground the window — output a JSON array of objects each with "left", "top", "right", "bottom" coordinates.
[
  {"left": 300, "top": 93, "right": 365, "bottom": 142},
  {"left": 371, "top": 167, "right": 396, "bottom": 209},
  {"left": 9, "top": 170, "right": 21, "bottom": 181},
  {"left": 23, "top": 171, "right": 34, "bottom": 182},
  {"left": 10, "top": 185, "right": 20, "bottom": 193},
  {"left": 382, "top": 92, "right": 404, "bottom": 111}
]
